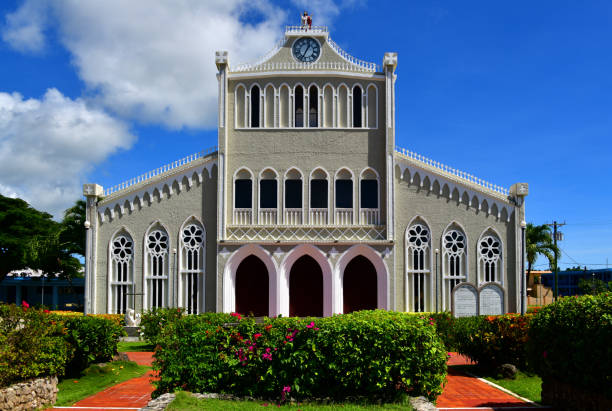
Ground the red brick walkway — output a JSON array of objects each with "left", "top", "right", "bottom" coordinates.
[
  {"left": 50, "top": 352, "right": 155, "bottom": 411},
  {"left": 51, "top": 351, "right": 543, "bottom": 410},
  {"left": 437, "top": 353, "right": 541, "bottom": 410}
]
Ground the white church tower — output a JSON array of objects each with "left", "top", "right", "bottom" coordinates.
[{"left": 83, "top": 16, "right": 527, "bottom": 317}]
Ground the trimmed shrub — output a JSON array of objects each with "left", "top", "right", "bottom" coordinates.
[
  {"left": 61, "top": 315, "right": 125, "bottom": 375},
  {"left": 91, "top": 313, "right": 125, "bottom": 327},
  {"left": 153, "top": 310, "right": 447, "bottom": 402},
  {"left": 0, "top": 304, "right": 70, "bottom": 387},
  {"left": 141, "top": 307, "right": 187, "bottom": 345},
  {"left": 527, "top": 293, "right": 611, "bottom": 398},
  {"left": 452, "top": 314, "right": 531, "bottom": 370}
]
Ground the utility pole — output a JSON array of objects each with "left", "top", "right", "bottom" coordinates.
[{"left": 546, "top": 221, "right": 566, "bottom": 301}]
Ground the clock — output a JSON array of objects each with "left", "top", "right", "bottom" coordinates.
[{"left": 292, "top": 37, "right": 320, "bottom": 63}]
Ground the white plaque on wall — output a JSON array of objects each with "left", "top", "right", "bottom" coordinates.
[
  {"left": 479, "top": 283, "right": 504, "bottom": 316},
  {"left": 452, "top": 283, "right": 478, "bottom": 318}
]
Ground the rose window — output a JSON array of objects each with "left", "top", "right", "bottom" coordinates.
[
  {"left": 479, "top": 236, "right": 501, "bottom": 261},
  {"left": 112, "top": 236, "right": 133, "bottom": 262},
  {"left": 147, "top": 230, "right": 168, "bottom": 256},
  {"left": 407, "top": 224, "right": 429, "bottom": 249},
  {"left": 444, "top": 230, "right": 465, "bottom": 256},
  {"left": 182, "top": 225, "right": 204, "bottom": 250}
]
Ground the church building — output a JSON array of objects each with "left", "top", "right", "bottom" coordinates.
[{"left": 83, "top": 21, "right": 528, "bottom": 317}]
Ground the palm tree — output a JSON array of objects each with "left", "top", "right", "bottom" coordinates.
[{"left": 526, "top": 223, "right": 559, "bottom": 282}]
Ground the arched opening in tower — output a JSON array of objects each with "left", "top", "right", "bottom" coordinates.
[
  {"left": 289, "top": 255, "right": 323, "bottom": 317},
  {"left": 235, "top": 255, "right": 269, "bottom": 316},
  {"left": 343, "top": 255, "right": 377, "bottom": 313}
]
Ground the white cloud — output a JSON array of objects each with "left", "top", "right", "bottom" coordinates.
[
  {"left": 291, "top": 0, "right": 365, "bottom": 26},
  {"left": 2, "top": 0, "right": 357, "bottom": 129},
  {"left": 0, "top": 89, "right": 134, "bottom": 217},
  {"left": 1, "top": 0, "right": 48, "bottom": 53}
]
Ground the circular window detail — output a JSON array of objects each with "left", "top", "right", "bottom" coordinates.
[
  {"left": 112, "top": 236, "right": 133, "bottom": 262},
  {"left": 147, "top": 230, "right": 168, "bottom": 256},
  {"left": 444, "top": 230, "right": 465, "bottom": 256},
  {"left": 479, "top": 236, "right": 501, "bottom": 261}
]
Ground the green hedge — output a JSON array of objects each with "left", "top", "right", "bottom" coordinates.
[
  {"left": 0, "top": 304, "right": 124, "bottom": 387},
  {"left": 452, "top": 314, "right": 531, "bottom": 370},
  {"left": 527, "top": 293, "right": 611, "bottom": 397},
  {"left": 141, "top": 307, "right": 188, "bottom": 346},
  {"left": 153, "top": 310, "right": 447, "bottom": 402},
  {"left": 62, "top": 315, "right": 125, "bottom": 375}
]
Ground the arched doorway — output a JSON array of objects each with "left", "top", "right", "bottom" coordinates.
[
  {"left": 289, "top": 255, "right": 323, "bottom": 317},
  {"left": 235, "top": 255, "right": 269, "bottom": 316},
  {"left": 343, "top": 255, "right": 377, "bottom": 313}
]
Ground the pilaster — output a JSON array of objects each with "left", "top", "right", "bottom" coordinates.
[{"left": 83, "top": 183, "right": 103, "bottom": 314}]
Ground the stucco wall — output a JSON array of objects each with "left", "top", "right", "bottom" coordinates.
[
  {"left": 393, "top": 167, "right": 518, "bottom": 313},
  {"left": 94, "top": 168, "right": 218, "bottom": 314}
]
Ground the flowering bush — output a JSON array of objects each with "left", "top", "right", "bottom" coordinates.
[
  {"left": 452, "top": 314, "right": 532, "bottom": 370},
  {"left": 90, "top": 313, "right": 125, "bottom": 327},
  {"left": 153, "top": 310, "right": 447, "bottom": 402},
  {"left": 0, "top": 304, "right": 70, "bottom": 387},
  {"left": 527, "top": 293, "right": 611, "bottom": 397},
  {"left": 140, "top": 307, "right": 187, "bottom": 345}
]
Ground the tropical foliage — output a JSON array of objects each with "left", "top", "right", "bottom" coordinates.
[
  {"left": 526, "top": 223, "right": 558, "bottom": 280},
  {"left": 153, "top": 311, "right": 447, "bottom": 403}
]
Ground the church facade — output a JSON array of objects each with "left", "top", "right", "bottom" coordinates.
[{"left": 83, "top": 24, "right": 528, "bottom": 317}]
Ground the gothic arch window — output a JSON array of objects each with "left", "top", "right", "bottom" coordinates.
[
  {"left": 442, "top": 226, "right": 467, "bottom": 310},
  {"left": 180, "top": 220, "right": 205, "bottom": 314},
  {"left": 335, "top": 168, "right": 354, "bottom": 225},
  {"left": 279, "top": 84, "right": 290, "bottom": 127},
  {"left": 406, "top": 222, "right": 431, "bottom": 312},
  {"left": 259, "top": 168, "right": 278, "bottom": 224},
  {"left": 294, "top": 85, "right": 304, "bottom": 127},
  {"left": 323, "top": 84, "right": 333, "bottom": 127},
  {"left": 337, "top": 84, "right": 348, "bottom": 127},
  {"left": 235, "top": 84, "right": 246, "bottom": 128},
  {"left": 359, "top": 168, "right": 379, "bottom": 225},
  {"left": 352, "top": 85, "right": 363, "bottom": 128},
  {"left": 145, "top": 226, "right": 169, "bottom": 309},
  {"left": 366, "top": 84, "right": 377, "bottom": 129},
  {"left": 264, "top": 84, "right": 275, "bottom": 128},
  {"left": 309, "top": 85, "right": 318, "bottom": 127},
  {"left": 110, "top": 233, "right": 133, "bottom": 314},
  {"left": 284, "top": 168, "right": 303, "bottom": 224},
  {"left": 250, "top": 84, "right": 260, "bottom": 128},
  {"left": 234, "top": 168, "right": 253, "bottom": 225},
  {"left": 309, "top": 168, "right": 329, "bottom": 225},
  {"left": 478, "top": 232, "right": 502, "bottom": 284}
]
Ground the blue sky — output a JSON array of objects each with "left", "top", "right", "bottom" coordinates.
[{"left": 0, "top": 0, "right": 610, "bottom": 270}]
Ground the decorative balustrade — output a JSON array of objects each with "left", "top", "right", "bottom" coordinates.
[
  {"left": 335, "top": 208, "right": 354, "bottom": 225},
  {"left": 104, "top": 146, "right": 218, "bottom": 196},
  {"left": 232, "top": 60, "right": 378, "bottom": 73},
  {"left": 284, "top": 208, "right": 303, "bottom": 225},
  {"left": 233, "top": 209, "right": 253, "bottom": 225},
  {"left": 258, "top": 208, "right": 278, "bottom": 225},
  {"left": 327, "top": 37, "right": 380, "bottom": 72},
  {"left": 360, "top": 209, "right": 380, "bottom": 225},
  {"left": 395, "top": 146, "right": 509, "bottom": 197},
  {"left": 309, "top": 208, "right": 328, "bottom": 225},
  {"left": 285, "top": 25, "right": 329, "bottom": 35}
]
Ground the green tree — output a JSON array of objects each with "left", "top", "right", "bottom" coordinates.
[
  {"left": 526, "top": 223, "right": 559, "bottom": 282},
  {"left": 60, "top": 199, "right": 86, "bottom": 257},
  {"left": 578, "top": 278, "right": 610, "bottom": 295},
  {"left": 0, "top": 194, "right": 82, "bottom": 283}
]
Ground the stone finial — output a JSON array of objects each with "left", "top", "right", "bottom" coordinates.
[
  {"left": 215, "top": 50, "right": 229, "bottom": 69},
  {"left": 83, "top": 183, "right": 103, "bottom": 197},
  {"left": 383, "top": 52, "right": 397, "bottom": 71},
  {"left": 510, "top": 183, "right": 529, "bottom": 197}
]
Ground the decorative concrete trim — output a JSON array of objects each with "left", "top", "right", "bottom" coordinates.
[{"left": 140, "top": 392, "right": 175, "bottom": 410}]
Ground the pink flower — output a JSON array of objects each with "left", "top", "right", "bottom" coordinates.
[
  {"left": 43, "top": 309, "right": 50, "bottom": 313},
  {"left": 249, "top": 345, "right": 254, "bottom": 351},
  {"left": 22, "top": 300, "right": 29, "bottom": 309},
  {"left": 231, "top": 312, "right": 242, "bottom": 320},
  {"left": 254, "top": 333, "right": 263, "bottom": 340},
  {"left": 542, "top": 350, "right": 548, "bottom": 358},
  {"left": 283, "top": 386, "right": 291, "bottom": 393},
  {"left": 266, "top": 348, "right": 271, "bottom": 353},
  {"left": 306, "top": 321, "right": 315, "bottom": 328}
]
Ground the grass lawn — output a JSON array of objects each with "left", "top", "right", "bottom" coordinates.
[
  {"left": 117, "top": 341, "right": 155, "bottom": 352},
  {"left": 56, "top": 361, "right": 150, "bottom": 406},
  {"left": 168, "top": 391, "right": 414, "bottom": 410},
  {"left": 452, "top": 365, "right": 542, "bottom": 403}
]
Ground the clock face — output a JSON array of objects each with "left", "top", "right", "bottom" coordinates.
[{"left": 292, "top": 37, "right": 320, "bottom": 63}]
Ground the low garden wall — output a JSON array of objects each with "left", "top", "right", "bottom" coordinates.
[{"left": 0, "top": 376, "right": 58, "bottom": 411}]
